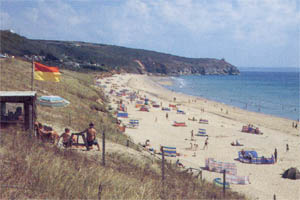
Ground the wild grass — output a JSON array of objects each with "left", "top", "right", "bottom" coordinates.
[
  {"left": 0, "top": 128, "right": 245, "bottom": 199},
  {"left": 0, "top": 58, "right": 129, "bottom": 146}
]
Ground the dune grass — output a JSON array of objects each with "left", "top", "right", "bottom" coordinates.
[
  {"left": 0, "top": 128, "right": 245, "bottom": 199},
  {"left": 0, "top": 58, "right": 246, "bottom": 199}
]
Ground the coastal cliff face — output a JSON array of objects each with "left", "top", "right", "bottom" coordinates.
[{"left": 0, "top": 30, "right": 239, "bottom": 75}]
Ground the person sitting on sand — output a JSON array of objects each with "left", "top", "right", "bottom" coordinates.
[
  {"left": 87, "top": 123, "right": 100, "bottom": 151},
  {"left": 194, "top": 143, "right": 199, "bottom": 151},
  {"left": 241, "top": 149, "right": 245, "bottom": 157},
  {"left": 35, "top": 122, "right": 59, "bottom": 144},
  {"left": 142, "top": 139, "right": 150, "bottom": 148},
  {"left": 58, "top": 128, "right": 72, "bottom": 147},
  {"left": 176, "top": 159, "right": 184, "bottom": 168}
]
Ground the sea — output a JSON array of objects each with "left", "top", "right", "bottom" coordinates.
[{"left": 163, "top": 68, "right": 300, "bottom": 120}]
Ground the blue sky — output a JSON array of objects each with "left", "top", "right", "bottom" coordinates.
[{"left": 1, "top": 0, "right": 299, "bottom": 68}]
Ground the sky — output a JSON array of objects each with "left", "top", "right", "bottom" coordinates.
[{"left": 0, "top": 0, "right": 299, "bottom": 68}]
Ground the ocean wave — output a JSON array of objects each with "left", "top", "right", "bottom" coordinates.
[{"left": 171, "top": 77, "right": 186, "bottom": 88}]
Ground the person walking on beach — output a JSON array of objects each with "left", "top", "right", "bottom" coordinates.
[
  {"left": 166, "top": 113, "right": 168, "bottom": 120},
  {"left": 203, "top": 137, "right": 208, "bottom": 150},
  {"left": 274, "top": 148, "right": 277, "bottom": 163},
  {"left": 191, "top": 130, "right": 194, "bottom": 141},
  {"left": 286, "top": 144, "right": 289, "bottom": 152}
]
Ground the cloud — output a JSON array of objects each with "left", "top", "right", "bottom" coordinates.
[{"left": 0, "top": 0, "right": 299, "bottom": 67}]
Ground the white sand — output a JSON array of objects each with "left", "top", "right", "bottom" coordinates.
[{"left": 101, "top": 74, "right": 300, "bottom": 200}]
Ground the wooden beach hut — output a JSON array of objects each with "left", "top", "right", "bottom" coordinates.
[{"left": 0, "top": 91, "right": 37, "bottom": 132}]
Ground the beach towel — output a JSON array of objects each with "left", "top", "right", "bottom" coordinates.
[
  {"left": 139, "top": 106, "right": 149, "bottom": 112},
  {"left": 173, "top": 121, "right": 186, "bottom": 127},
  {"left": 162, "top": 146, "right": 177, "bottom": 157}
]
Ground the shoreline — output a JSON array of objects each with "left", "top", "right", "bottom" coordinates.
[
  {"left": 101, "top": 73, "right": 300, "bottom": 200},
  {"left": 148, "top": 75, "right": 299, "bottom": 136},
  {"left": 150, "top": 74, "right": 299, "bottom": 123},
  {"left": 148, "top": 75, "right": 300, "bottom": 136}
]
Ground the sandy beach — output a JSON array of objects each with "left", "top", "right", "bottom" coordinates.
[{"left": 100, "top": 73, "right": 300, "bottom": 200}]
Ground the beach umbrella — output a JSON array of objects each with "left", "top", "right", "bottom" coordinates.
[{"left": 37, "top": 96, "right": 70, "bottom": 107}]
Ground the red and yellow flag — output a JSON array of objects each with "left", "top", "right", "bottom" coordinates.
[{"left": 34, "top": 62, "right": 61, "bottom": 82}]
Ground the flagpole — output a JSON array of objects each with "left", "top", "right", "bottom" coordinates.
[{"left": 31, "top": 56, "right": 34, "bottom": 91}]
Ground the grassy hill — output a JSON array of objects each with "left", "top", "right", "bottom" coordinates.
[
  {"left": 0, "top": 58, "right": 245, "bottom": 199},
  {"left": 0, "top": 30, "right": 239, "bottom": 75}
]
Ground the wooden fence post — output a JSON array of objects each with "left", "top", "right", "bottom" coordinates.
[
  {"left": 223, "top": 170, "right": 226, "bottom": 197},
  {"left": 69, "top": 112, "right": 71, "bottom": 126},
  {"left": 161, "top": 147, "right": 165, "bottom": 199},
  {"left": 197, "top": 170, "right": 202, "bottom": 182},
  {"left": 98, "top": 183, "right": 103, "bottom": 200},
  {"left": 102, "top": 130, "right": 105, "bottom": 166},
  {"left": 161, "top": 148, "right": 165, "bottom": 182}
]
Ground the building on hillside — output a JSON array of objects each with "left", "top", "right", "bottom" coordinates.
[{"left": 0, "top": 91, "right": 37, "bottom": 132}]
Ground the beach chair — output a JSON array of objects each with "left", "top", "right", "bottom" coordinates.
[
  {"left": 199, "top": 119, "right": 209, "bottom": 124},
  {"left": 177, "top": 110, "right": 185, "bottom": 114},
  {"left": 117, "top": 112, "right": 128, "bottom": 118},
  {"left": 162, "top": 107, "right": 170, "bottom": 111},
  {"left": 196, "top": 128, "right": 207, "bottom": 136},
  {"left": 127, "top": 119, "right": 139, "bottom": 128},
  {"left": 139, "top": 106, "right": 149, "bottom": 112}
]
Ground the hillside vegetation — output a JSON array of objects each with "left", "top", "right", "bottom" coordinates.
[
  {"left": 0, "top": 30, "right": 239, "bottom": 75},
  {"left": 0, "top": 58, "right": 245, "bottom": 199}
]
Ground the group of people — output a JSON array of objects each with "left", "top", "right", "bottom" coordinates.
[
  {"left": 292, "top": 122, "right": 298, "bottom": 129},
  {"left": 36, "top": 122, "right": 100, "bottom": 151}
]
